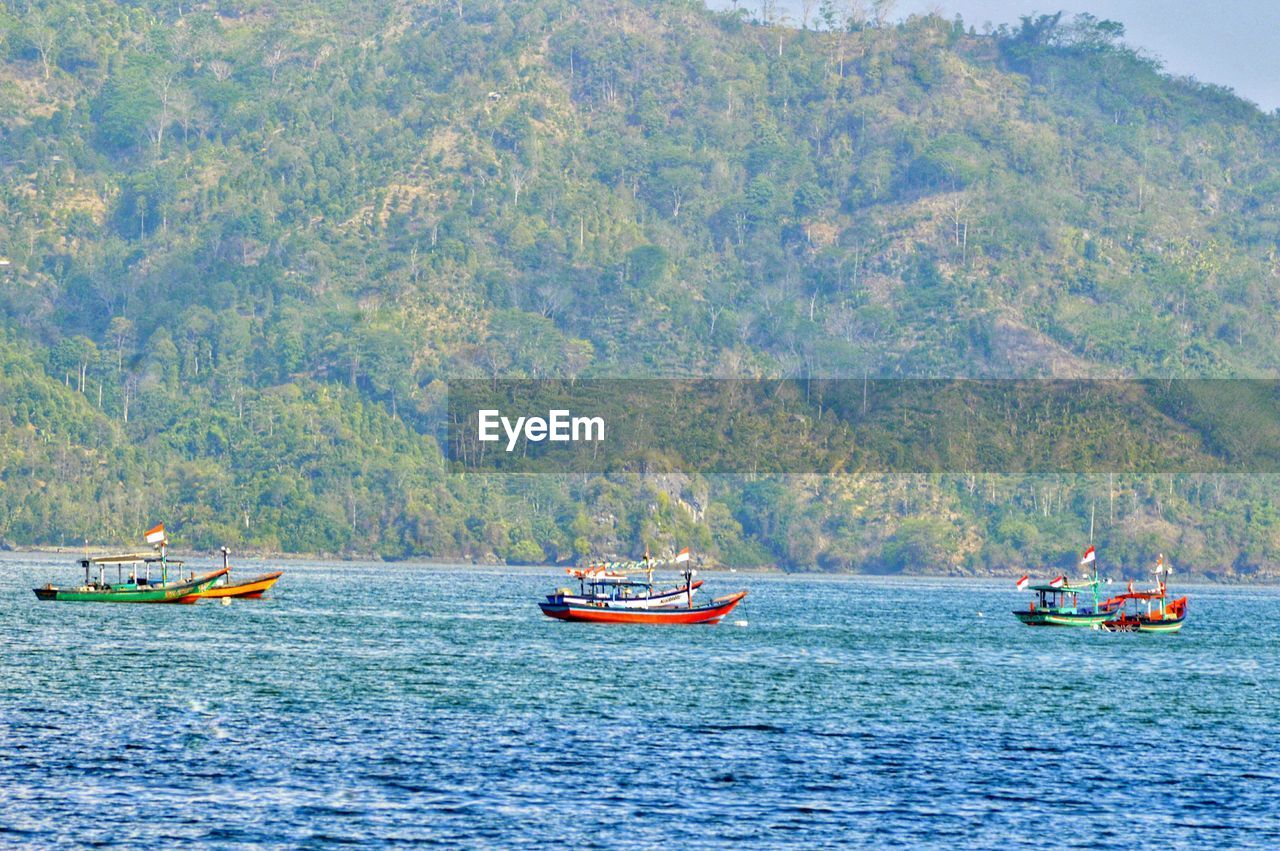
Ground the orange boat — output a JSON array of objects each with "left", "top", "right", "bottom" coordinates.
[{"left": 190, "top": 547, "right": 283, "bottom": 599}]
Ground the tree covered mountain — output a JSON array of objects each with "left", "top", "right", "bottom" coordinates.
[{"left": 2, "top": 0, "right": 1279, "bottom": 575}]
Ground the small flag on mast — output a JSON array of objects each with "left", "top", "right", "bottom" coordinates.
[
  {"left": 144, "top": 523, "right": 167, "bottom": 545},
  {"left": 1049, "top": 575, "right": 1066, "bottom": 588},
  {"left": 1080, "top": 546, "right": 1096, "bottom": 565},
  {"left": 1015, "top": 574, "right": 1030, "bottom": 590},
  {"left": 674, "top": 547, "right": 691, "bottom": 564}
]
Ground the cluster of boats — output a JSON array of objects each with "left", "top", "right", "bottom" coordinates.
[
  {"left": 33, "top": 525, "right": 282, "bottom": 604},
  {"left": 1013, "top": 546, "right": 1188, "bottom": 633},
  {"left": 32, "top": 525, "right": 1188, "bottom": 636},
  {"left": 538, "top": 547, "right": 748, "bottom": 624}
]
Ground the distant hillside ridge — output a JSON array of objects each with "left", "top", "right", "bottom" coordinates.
[{"left": 2, "top": 1, "right": 1279, "bottom": 575}]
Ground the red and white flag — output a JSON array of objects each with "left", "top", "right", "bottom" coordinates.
[
  {"left": 1015, "top": 574, "right": 1030, "bottom": 590},
  {"left": 674, "top": 547, "right": 691, "bottom": 564},
  {"left": 143, "top": 523, "right": 167, "bottom": 545},
  {"left": 1049, "top": 575, "right": 1066, "bottom": 588},
  {"left": 1080, "top": 546, "right": 1096, "bottom": 565}
]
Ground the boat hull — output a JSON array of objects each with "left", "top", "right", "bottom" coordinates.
[
  {"left": 1101, "top": 614, "right": 1186, "bottom": 633},
  {"left": 1137, "top": 617, "right": 1185, "bottom": 633},
  {"left": 33, "top": 568, "right": 229, "bottom": 603},
  {"left": 191, "top": 571, "right": 283, "bottom": 599},
  {"left": 540, "top": 591, "right": 747, "bottom": 624},
  {"left": 1013, "top": 609, "right": 1110, "bottom": 627}
]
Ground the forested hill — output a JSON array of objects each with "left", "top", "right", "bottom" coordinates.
[{"left": 3, "top": 1, "right": 1280, "bottom": 576}]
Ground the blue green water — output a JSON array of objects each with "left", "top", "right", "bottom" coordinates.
[{"left": 2, "top": 553, "right": 1279, "bottom": 848}]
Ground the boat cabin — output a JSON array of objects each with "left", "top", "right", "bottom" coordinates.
[
  {"left": 76, "top": 553, "right": 185, "bottom": 589},
  {"left": 1026, "top": 584, "right": 1099, "bottom": 615},
  {"left": 581, "top": 578, "right": 659, "bottom": 601}
]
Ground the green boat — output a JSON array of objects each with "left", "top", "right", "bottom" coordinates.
[
  {"left": 1013, "top": 582, "right": 1111, "bottom": 627},
  {"left": 1013, "top": 545, "right": 1110, "bottom": 627},
  {"left": 34, "top": 556, "right": 229, "bottom": 603},
  {"left": 33, "top": 524, "right": 228, "bottom": 603}
]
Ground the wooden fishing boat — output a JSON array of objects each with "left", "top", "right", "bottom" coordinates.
[
  {"left": 540, "top": 548, "right": 746, "bottom": 624},
  {"left": 1013, "top": 583, "right": 1112, "bottom": 626},
  {"left": 1099, "top": 593, "right": 1188, "bottom": 633},
  {"left": 1099, "top": 556, "right": 1188, "bottom": 633},
  {"left": 548, "top": 578, "right": 703, "bottom": 609},
  {"left": 540, "top": 590, "right": 748, "bottom": 624},
  {"left": 189, "top": 547, "right": 283, "bottom": 599},
  {"left": 555, "top": 558, "right": 702, "bottom": 609},
  {"left": 1013, "top": 546, "right": 1111, "bottom": 627},
  {"left": 33, "top": 523, "right": 226, "bottom": 603},
  {"left": 34, "top": 563, "right": 228, "bottom": 603}
]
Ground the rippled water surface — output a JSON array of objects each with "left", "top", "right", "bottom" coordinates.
[{"left": 2, "top": 553, "right": 1279, "bottom": 848}]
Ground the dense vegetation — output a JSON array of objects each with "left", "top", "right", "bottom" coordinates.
[{"left": 3, "top": 0, "right": 1279, "bottom": 576}]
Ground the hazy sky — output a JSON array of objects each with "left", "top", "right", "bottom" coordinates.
[{"left": 708, "top": 1, "right": 1280, "bottom": 111}]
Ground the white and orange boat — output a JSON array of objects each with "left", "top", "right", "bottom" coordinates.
[
  {"left": 539, "top": 590, "right": 747, "bottom": 624},
  {"left": 557, "top": 552, "right": 703, "bottom": 609},
  {"left": 190, "top": 547, "right": 283, "bottom": 600},
  {"left": 540, "top": 548, "right": 745, "bottom": 624}
]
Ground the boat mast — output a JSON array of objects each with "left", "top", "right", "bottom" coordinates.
[{"left": 1087, "top": 504, "right": 1099, "bottom": 608}]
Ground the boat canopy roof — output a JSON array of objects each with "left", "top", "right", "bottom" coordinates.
[
  {"left": 1102, "top": 590, "right": 1164, "bottom": 604},
  {"left": 569, "top": 554, "right": 691, "bottom": 577},
  {"left": 587, "top": 578, "right": 662, "bottom": 588},
  {"left": 79, "top": 552, "right": 184, "bottom": 567},
  {"left": 1028, "top": 582, "right": 1094, "bottom": 593},
  {"left": 567, "top": 568, "right": 648, "bottom": 579}
]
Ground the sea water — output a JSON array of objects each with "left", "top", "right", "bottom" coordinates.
[{"left": 2, "top": 554, "right": 1278, "bottom": 848}]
